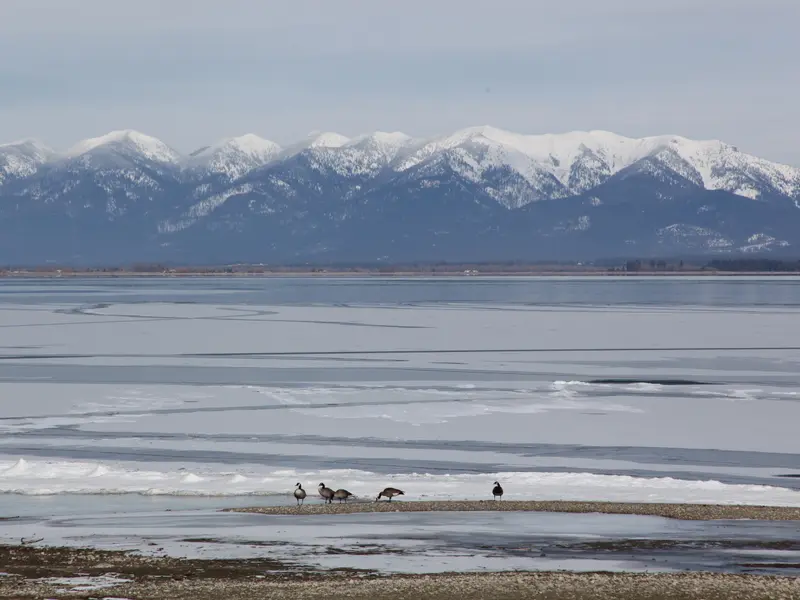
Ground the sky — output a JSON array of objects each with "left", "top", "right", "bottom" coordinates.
[{"left": 1, "top": 0, "right": 798, "bottom": 165}]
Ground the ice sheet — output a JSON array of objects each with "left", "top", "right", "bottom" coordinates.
[{"left": 2, "top": 277, "right": 800, "bottom": 573}]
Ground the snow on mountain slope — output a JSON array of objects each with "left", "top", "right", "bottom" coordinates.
[
  {"left": 397, "top": 127, "right": 674, "bottom": 183},
  {"left": 347, "top": 131, "right": 414, "bottom": 161},
  {"left": 297, "top": 131, "right": 417, "bottom": 178},
  {"left": 396, "top": 140, "right": 569, "bottom": 208},
  {"left": 395, "top": 126, "right": 800, "bottom": 202},
  {"left": 65, "top": 130, "right": 181, "bottom": 164},
  {"left": 269, "top": 131, "right": 356, "bottom": 173},
  {"left": 5, "top": 131, "right": 182, "bottom": 220},
  {"left": 188, "top": 134, "right": 281, "bottom": 180},
  {"left": 279, "top": 131, "right": 351, "bottom": 155},
  {"left": 308, "top": 132, "right": 350, "bottom": 148},
  {"left": 158, "top": 183, "right": 256, "bottom": 233},
  {"left": 0, "top": 139, "right": 54, "bottom": 185}
]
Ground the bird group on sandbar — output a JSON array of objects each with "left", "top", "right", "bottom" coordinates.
[{"left": 292, "top": 481, "right": 504, "bottom": 505}]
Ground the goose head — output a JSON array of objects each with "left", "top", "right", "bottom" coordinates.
[
  {"left": 318, "top": 482, "right": 325, "bottom": 488},
  {"left": 296, "top": 482, "right": 303, "bottom": 489},
  {"left": 493, "top": 481, "right": 500, "bottom": 486}
]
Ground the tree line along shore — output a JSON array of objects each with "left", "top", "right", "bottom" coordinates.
[{"left": 2, "top": 257, "right": 800, "bottom": 276}]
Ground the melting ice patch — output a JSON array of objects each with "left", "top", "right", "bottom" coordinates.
[
  {"left": 33, "top": 575, "right": 131, "bottom": 592},
  {"left": 288, "top": 397, "right": 643, "bottom": 425},
  {"left": 232, "top": 382, "right": 644, "bottom": 425}
]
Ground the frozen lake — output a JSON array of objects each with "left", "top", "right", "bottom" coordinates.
[{"left": 1, "top": 276, "right": 800, "bottom": 572}]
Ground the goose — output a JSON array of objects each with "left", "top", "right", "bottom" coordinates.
[
  {"left": 293, "top": 482, "right": 307, "bottom": 505},
  {"left": 492, "top": 481, "right": 504, "bottom": 500},
  {"left": 318, "top": 482, "right": 335, "bottom": 504},
  {"left": 333, "top": 489, "right": 354, "bottom": 503},
  {"left": 376, "top": 487, "right": 405, "bottom": 502}
]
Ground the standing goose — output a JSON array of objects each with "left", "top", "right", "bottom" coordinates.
[
  {"left": 293, "top": 482, "right": 307, "bottom": 506},
  {"left": 376, "top": 487, "right": 405, "bottom": 502},
  {"left": 318, "top": 482, "right": 335, "bottom": 504},
  {"left": 333, "top": 488, "right": 354, "bottom": 503},
  {"left": 492, "top": 481, "right": 504, "bottom": 500}
]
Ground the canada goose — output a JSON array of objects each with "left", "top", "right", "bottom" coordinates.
[
  {"left": 294, "top": 482, "right": 307, "bottom": 505},
  {"left": 492, "top": 481, "right": 503, "bottom": 500},
  {"left": 376, "top": 487, "right": 405, "bottom": 502},
  {"left": 333, "top": 489, "right": 354, "bottom": 503},
  {"left": 318, "top": 482, "right": 335, "bottom": 504}
]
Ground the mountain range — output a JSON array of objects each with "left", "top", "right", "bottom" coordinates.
[{"left": 1, "top": 126, "right": 799, "bottom": 265}]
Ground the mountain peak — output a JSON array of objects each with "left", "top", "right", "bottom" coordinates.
[
  {"left": 66, "top": 130, "right": 180, "bottom": 164},
  {"left": 193, "top": 134, "right": 281, "bottom": 160},
  {"left": 189, "top": 134, "right": 282, "bottom": 179},
  {"left": 353, "top": 131, "right": 412, "bottom": 145},
  {"left": 227, "top": 134, "right": 281, "bottom": 154},
  {"left": 0, "top": 138, "right": 56, "bottom": 184},
  {"left": 306, "top": 132, "right": 350, "bottom": 148},
  {"left": 0, "top": 138, "right": 54, "bottom": 154}
]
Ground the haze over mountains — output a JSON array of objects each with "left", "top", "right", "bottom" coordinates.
[{"left": 1, "top": 126, "right": 799, "bottom": 265}]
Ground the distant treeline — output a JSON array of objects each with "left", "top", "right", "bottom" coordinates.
[
  {"left": 616, "top": 258, "right": 800, "bottom": 272},
  {"left": 617, "top": 259, "right": 687, "bottom": 272},
  {"left": 705, "top": 258, "right": 800, "bottom": 272},
  {"left": 0, "top": 261, "right": 606, "bottom": 274},
  {"left": 3, "top": 257, "right": 800, "bottom": 274}
]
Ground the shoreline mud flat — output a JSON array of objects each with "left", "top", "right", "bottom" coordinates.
[
  {"left": 227, "top": 499, "right": 800, "bottom": 521},
  {"left": 1, "top": 544, "right": 800, "bottom": 600}
]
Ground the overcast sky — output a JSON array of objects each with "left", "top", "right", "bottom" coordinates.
[{"left": 1, "top": 0, "right": 797, "bottom": 164}]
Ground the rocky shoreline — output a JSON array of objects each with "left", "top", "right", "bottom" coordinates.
[
  {"left": 5, "top": 501, "right": 800, "bottom": 598},
  {"left": 1, "top": 544, "right": 799, "bottom": 600}
]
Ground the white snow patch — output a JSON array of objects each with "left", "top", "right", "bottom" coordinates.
[
  {"left": 0, "top": 458, "right": 798, "bottom": 506},
  {"left": 740, "top": 234, "right": 790, "bottom": 253},
  {"left": 34, "top": 575, "right": 131, "bottom": 592},
  {"left": 307, "top": 132, "right": 350, "bottom": 148},
  {"left": 657, "top": 224, "right": 732, "bottom": 249}
]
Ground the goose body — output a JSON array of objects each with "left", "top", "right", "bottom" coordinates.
[
  {"left": 333, "top": 489, "right": 354, "bottom": 503},
  {"left": 318, "top": 482, "right": 335, "bottom": 504},
  {"left": 492, "top": 481, "right": 503, "bottom": 500},
  {"left": 294, "top": 482, "right": 307, "bottom": 505},
  {"left": 376, "top": 487, "right": 405, "bottom": 502}
]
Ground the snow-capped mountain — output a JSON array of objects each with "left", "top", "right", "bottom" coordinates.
[
  {"left": 188, "top": 134, "right": 282, "bottom": 180},
  {"left": 65, "top": 129, "right": 181, "bottom": 166},
  {"left": 0, "top": 125, "right": 799, "bottom": 264},
  {"left": 394, "top": 126, "right": 800, "bottom": 205},
  {"left": 0, "top": 139, "right": 55, "bottom": 186},
  {"left": 2, "top": 130, "right": 182, "bottom": 224}
]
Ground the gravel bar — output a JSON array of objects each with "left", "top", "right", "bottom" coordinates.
[{"left": 227, "top": 499, "right": 800, "bottom": 521}]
